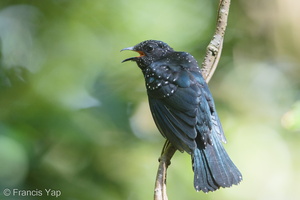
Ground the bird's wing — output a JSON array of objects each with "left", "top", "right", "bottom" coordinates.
[
  {"left": 148, "top": 61, "right": 226, "bottom": 153},
  {"left": 149, "top": 86, "right": 199, "bottom": 153}
]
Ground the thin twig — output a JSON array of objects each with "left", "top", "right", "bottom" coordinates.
[
  {"left": 154, "top": 0, "right": 231, "bottom": 199},
  {"left": 154, "top": 141, "right": 176, "bottom": 200},
  {"left": 201, "top": 0, "right": 231, "bottom": 82}
]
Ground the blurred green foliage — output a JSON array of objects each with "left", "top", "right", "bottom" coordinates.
[{"left": 0, "top": 0, "right": 299, "bottom": 200}]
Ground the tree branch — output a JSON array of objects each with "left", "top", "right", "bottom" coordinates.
[
  {"left": 154, "top": 0, "right": 231, "bottom": 199},
  {"left": 154, "top": 141, "right": 176, "bottom": 200},
  {"left": 201, "top": 0, "right": 231, "bottom": 82}
]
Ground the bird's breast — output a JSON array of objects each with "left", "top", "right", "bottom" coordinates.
[{"left": 144, "top": 64, "right": 179, "bottom": 99}]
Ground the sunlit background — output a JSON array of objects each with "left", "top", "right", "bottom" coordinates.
[{"left": 0, "top": 0, "right": 299, "bottom": 200}]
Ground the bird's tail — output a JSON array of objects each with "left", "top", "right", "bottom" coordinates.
[{"left": 192, "top": 134, "right": 242, "bottom": 193}]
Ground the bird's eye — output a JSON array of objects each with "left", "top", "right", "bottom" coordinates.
[{"left": 145, "top": 45, "right": 154, "bottom": 53}]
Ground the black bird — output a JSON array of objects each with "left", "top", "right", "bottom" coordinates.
[{"left": 121, "top": 40, "right": 242, "bottom": 193}]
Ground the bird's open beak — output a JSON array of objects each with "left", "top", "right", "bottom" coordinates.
[
  {"left": 121, "top": 47, "right": 134, "bottom": 51},
  {"left": 121, "top": 46, "right": 145, "bottom": 63}
]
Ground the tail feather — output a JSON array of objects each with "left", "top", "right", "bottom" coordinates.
[
  {"left": 193, "top": 149, "right": 219, "bottom": 192},
  {"left": 192, "top": 133, "right": 242, "bottom": 192}
]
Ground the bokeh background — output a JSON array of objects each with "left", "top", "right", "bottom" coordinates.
[{"left": 0, "top": 0, "right": 299, "bottom": 200}]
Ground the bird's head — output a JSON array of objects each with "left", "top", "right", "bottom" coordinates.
[{"left": 121, "top": 40, "right": 174, "bottom": 69}]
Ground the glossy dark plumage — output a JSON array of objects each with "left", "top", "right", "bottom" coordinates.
[{"left": 121, "top": 40, "right": 242, "bottom": 192}]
